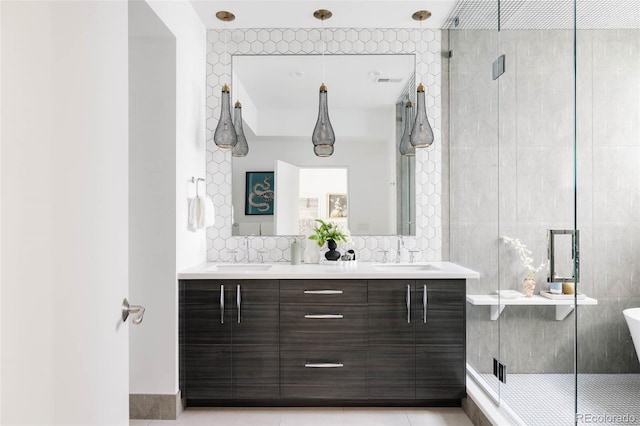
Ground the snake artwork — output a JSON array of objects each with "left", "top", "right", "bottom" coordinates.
[{"left": 248, "top": 175, "right": 275, "bottom": 212}]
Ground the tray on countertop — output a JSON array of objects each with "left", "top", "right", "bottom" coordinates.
[{"left": 540, "top": 291, "right": 586, "bottom": 300}]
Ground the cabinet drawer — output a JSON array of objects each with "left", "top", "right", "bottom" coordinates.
[
  {"left": 280, "top": 280, "right": 367, "bottom": 304},
  {"left": 280, "top": 304, "right": 367, "bottom": 348},
  {"left": 281, "top": 349, "right": 366, "bottom": 399}
]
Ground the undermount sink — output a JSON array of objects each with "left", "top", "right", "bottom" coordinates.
[
  {"left": 207, "top": 264, "right": 272, "bottom": 272},
  {"left": 371, "top": 263, "right": 439, "bottom": 272}
]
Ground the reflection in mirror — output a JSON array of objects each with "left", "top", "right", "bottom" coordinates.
[{"left": 231, "top": 54, "right": 416, "bottom": 236}]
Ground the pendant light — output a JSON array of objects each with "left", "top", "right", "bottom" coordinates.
[
  {"left": 213, "top": 11, "right": 237, "bottom": 149},
  {"left": 399, "top": 100, "right": 415, "bottom": 156},
  {"left": 410, "top": 10, "right": 434, "bottom": 148},
  {"left": 232, "top": 101, "right": 249, "bottom": 157},
  {"left": 312, "top": 9, "right": 335, "bottom": 157}
]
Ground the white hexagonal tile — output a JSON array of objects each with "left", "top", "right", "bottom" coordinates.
[
  {"left": 289, "top": 40, "right": 302, "bottom": 52},
  {"left": 276, "top": 40, "right": 289, "bottom": 53},
  {"left": 352, "top": 40, "right": 364, "bottom": 52},
  {"left": 264, "top": 40, "right": 276, "bottom": 54},
  {"left": 364, "top": 40, "right": 377, "bottom": 52},
  {"left": 282, "top": 29, "right": 295, "bottom": 42}
]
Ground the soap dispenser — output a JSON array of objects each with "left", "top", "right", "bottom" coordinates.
[{"left": 290, "top": 239, "right": 301, "bottom": 265}]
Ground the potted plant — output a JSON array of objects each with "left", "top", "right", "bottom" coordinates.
[{"left": 308, "top": 219, "right": 350, "bottom": 261}]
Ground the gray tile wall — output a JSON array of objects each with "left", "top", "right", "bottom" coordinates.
[{"left": 451, "top": 29, "right": 640, "bottom": 374}]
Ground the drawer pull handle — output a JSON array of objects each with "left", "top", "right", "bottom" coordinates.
[
  {"left": 304, "top": 314, "right": 344, "bottom": 319},
  {"left": 305, "top": 363, "right": 344, "bottom": 368},
  {"left": 304, "top": 290, "right": 343, "bottom": 295}
]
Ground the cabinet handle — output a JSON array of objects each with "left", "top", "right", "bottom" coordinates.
[
  {"left": 304, "top": 290, "right": 343, "bottom": 295},
  {"left": 304, "top": 314, "right": 344, "bottom": 319},
  {"left": 220, "top": 284, "right": 224, "bottom": 324},
  {"left": 305, "top": 363, "right": 344, "bottom": 368},
  {"left": 406, "top": 284, "right": 411, "bottom": 324},
  {"left": 237, "top": 284, "right": 241, "bottom": 324},
  {"left": 423, "top": 284, "right": 428, "bottom": 323}
]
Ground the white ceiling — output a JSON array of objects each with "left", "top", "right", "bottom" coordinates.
[
  {"left": 234, "top": 55, "right": 414, "bottom": 110},
  {"left": 190, "top": 1, "right": 459, "bottom": 29}
]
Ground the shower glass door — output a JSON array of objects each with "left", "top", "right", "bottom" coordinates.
[
  {"left": 575, "top": 1, "right": 640, "bottom": 423},
  {"left": 447, "top": 0, "right": 502, "bottom": 404},
  {"left": 496, "top": 1, "right": 579, "bottom": 424}
]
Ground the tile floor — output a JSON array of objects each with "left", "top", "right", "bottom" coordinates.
[
  {"left": 481, "top": 373, "right": 640, "bottom": 426},
  {"left": 130, "top": 407, "right": 473, "bottom": 426}
]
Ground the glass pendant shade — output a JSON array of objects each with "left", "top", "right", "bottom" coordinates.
[
  {"left": 399, "top": 101, "right": 415, "bottom": 156},
  {"left": 313, "top": 145, "right": 334, "bottom": 157},
  {"left": 214, "top": 85, "right": 237, "bottom": 148},
  {"left": 410, "top": 83, "right": 434, "bottom": 148},
  {"left": 232, "top": 101, "right": 249, "bottom": 157},
  {"left": 312, "top": 84, "right": 335, "bottom": 155}
]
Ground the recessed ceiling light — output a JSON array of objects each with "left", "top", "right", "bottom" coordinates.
[{"left": 291, "top": 71, "right": 305, "bottom": 77}]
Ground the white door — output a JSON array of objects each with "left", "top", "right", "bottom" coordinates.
[
  {"left": 1, "top": 1, "right": 130, "bottom": 424},
  {"left": 274, "top": 160, "right": 301, "bottom": 235}
]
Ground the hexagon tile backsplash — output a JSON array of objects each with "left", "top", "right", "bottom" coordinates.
[{"left": 206, "top": 28, "right": 443, "bottom": 263}]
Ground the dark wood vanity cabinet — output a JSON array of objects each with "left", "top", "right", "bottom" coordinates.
[
  {"left": 414, "top": 280, "right": 466, "bottom": 400},
  {"left": 179, "top": 280, "right": 279, "bottom": 403},
  {"left": 280, "top": 279, "right": 368, "bottom": 399},
  {"left": 180, "top": 278, "right": 465, "bottom": 406}
]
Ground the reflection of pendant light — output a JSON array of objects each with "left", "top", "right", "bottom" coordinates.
[
  {"left": 232, "top": 101, "right": 249, "bottom": 157},
  {"left": 312, "top": 9, "right": 335, "bottom": 157},
  {"left": 410, "top": 10, "right": 434, "bottom": 148},
  {"left": 399, "top": 100, "right": 415, "bottom": 156},
  {"left": 214, "top": 11, "right": 237, "bottom": 148}
]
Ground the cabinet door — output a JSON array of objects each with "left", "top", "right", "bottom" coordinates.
[
  {"left": 368, "top": 280, "right": 416, "bottom": 399},
  {"left": 368, "top": 280, "right": 415, "bottom": 346},
  {"left": 414, "top": 280, "right": 465, "bottom": 400},
  {"left": 180, "top": 280, "right": 233, "bottom": 401},
  {"left": 231, "top": 280, "right": 279, "bottom": 399}
]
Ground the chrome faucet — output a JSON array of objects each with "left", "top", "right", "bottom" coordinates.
[
  {"left": 243, "top": 236, "right": 251, "bottom": 263},
  {"left": 396, "top": 235, "right": 404, "bottom": 263}
]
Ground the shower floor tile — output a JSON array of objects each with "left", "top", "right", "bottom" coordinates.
[{"left": 481, "top": 373, "right": 640, "bottom": 426}]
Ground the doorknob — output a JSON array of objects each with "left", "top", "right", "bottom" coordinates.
[{"left": 122, "top": 298, "right": 146, "bottom": 324}]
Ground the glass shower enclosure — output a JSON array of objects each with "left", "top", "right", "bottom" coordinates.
[{"left": 448, "top": 1, "right": 640, "bottom": 424}]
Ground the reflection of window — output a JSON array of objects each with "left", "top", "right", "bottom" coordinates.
[
  {"left": 299, "top": 198, "right": 318, "bottom": 235},
  {"left": 328, "top": 193, "right": 348, "bottom": 218}
]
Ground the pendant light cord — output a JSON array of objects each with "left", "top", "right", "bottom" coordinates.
[
  {"left": 321, "top": 18, "right": 325, "bottom": 84},
  {"left": 224, "top": 21, "right": 229, "bottom": 84}
]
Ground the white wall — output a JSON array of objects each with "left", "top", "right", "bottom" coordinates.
[
  {"left": 128, "top": 0, "right": 206, "bottom": 396},
  {"left": 129, "top": 0, "right": 177, "bottom": 398},
  {"left": 1, "top": 1, "right": 129, "bottom": 424}
]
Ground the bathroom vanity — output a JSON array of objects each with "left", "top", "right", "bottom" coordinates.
[{"left": 177, "top": 262, "right": 478, "bottom": 407}]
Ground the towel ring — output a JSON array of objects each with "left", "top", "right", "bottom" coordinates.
[{"left": 191, "top": 176, "right": 205, "bottom": 197}]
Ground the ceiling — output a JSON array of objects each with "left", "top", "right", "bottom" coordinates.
[
  {"left": 190, "top": 1, "right": 459, "bottom": 29},
  {"left": 234, "top": 55, "right": 414, "bottom": 111}
]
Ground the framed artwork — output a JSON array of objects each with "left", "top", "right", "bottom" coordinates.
[
  {"left": 328, "top": 193, "right": 348, "bottom": 218},
  {"left": 245, "top": 171, "right": 274, "bottom": 215}
]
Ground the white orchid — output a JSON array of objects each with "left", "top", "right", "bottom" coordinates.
[{"left": 501, "top": 236, "right": 548, "bottom": 279}]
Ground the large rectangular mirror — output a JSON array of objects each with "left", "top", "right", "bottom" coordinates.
[{"left": 231, "top": 54, "right": 416, "bottom": 236}]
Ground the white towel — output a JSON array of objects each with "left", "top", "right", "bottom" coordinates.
[
  {"left": 189, "top": 196, "right": 215, "bottom": 230},
  {"left": 201, "top": 196, "right": 215, "bottom": 228}
]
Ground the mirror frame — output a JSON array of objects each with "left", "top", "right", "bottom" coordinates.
[{"left": 205, "top": 27, "right": 443, "bottom": 262}]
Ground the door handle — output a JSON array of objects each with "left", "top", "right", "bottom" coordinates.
[
  {"left": 237, "top": 284, "right": 241, "bottom": 324},
  {"left": 406, "top": 284, "right": 411, "bottom": 324},
  {"left": 304, "top": 290, "right": 343, "bottom": 295},
  {"left": 423, "top": 284, "right": 428, "bottom": 323},
  {"left": 304, "top": 314, "right": 344, "bottom": 319},
  {"left": 122, "top": 298, "right": 145, "bottom": 325},
  {"left": 220, "top": 284, "right": 225, "bottom": 324}
]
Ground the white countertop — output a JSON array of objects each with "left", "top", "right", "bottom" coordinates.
[{"left": 177, "top": 261, "right": 480, "bottom": 280}]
